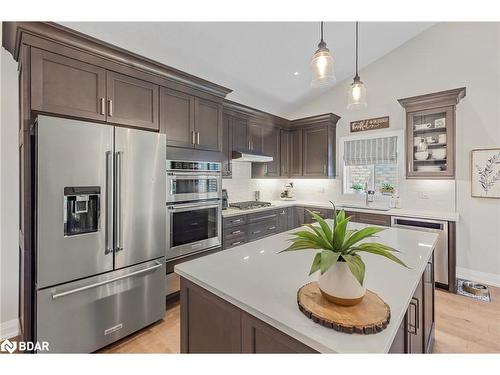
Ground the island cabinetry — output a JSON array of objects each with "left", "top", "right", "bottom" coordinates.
[
  {"left": 398, "top": 88, "right": 465, "bottom": 179},
  {"left": 180, "top": 277, "right": 317, "bottom": 353}
]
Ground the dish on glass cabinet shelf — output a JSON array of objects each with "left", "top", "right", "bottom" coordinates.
[
  {"left": 429, "top": 148, "right": 446, "bottom": 160},
  {"left": 434, "top": 118, "right": 446, "bottom": 128},
  {"left": 414, "top": 123, "right": 433, "bottom": 131},
  {"left": 415, "top": 151, "right": 429, "bottom": 161}
]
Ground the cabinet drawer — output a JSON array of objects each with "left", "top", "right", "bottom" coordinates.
[
  {"left": 356, "top": 212, "right": 391, "bottom": 226},
  {"left": 248, "top": 210, "right": 278, "bottom": 224},
  {"left": 223, "top": 215, "right": 247, "bottom": 228},
  {"left": 224, "top": 226, "right": 248, "bottom": 240},
  {"left": 248, "top": 219, "right": 278, "bottom": 241},
  {"left": 223, "top": 235, "right": 248, "bottom": 250}
]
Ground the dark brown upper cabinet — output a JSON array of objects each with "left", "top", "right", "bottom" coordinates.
[
  {"left": 160, "top": 88, "right": 223, "bottom": 152},
  {"left": 302, "top": 125, "right": 329, "bottom": 177},
  {"left": 280, "top": 130, "right": 290, "bottom": 177},
  {"left": 261, "top": 126, "right": 280, "bottom": 177},
  {"left": 31, "top": 48, "right": 106, "bottom": 122},
  {"left": 222, "top": 114, "right": 233, "bottom": 178},
  {"left": 160, "top": 87, "right": 195, "bottom": 148},
  {"left": 248, "top": 122, "right": 264, "bottom": 153},
  {"left": 232, "top": 117, "right": 249, "bottom": 152},
  {"left": 195, "top": 98, "right": 223, "bottom": 152},
  {"left": 289, "top": 129, "right": 303, "bottom": 177},
  {"left": 398, "top": 88, "right": 465, "bottom": 179},
  {"left": 106, "top": 71, "right": 159, "bottom": 131}
]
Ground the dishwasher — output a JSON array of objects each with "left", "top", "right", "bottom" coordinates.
[{"left": 391, "top": 216, "right": 448, "bottom": 287}]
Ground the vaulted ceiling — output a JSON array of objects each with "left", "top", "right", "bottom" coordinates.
[{"left": 61, "top": 22, "right": 434, "bottom": 118}]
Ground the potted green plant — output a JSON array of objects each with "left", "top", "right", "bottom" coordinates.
[
  {"left": 281, "top": 203, "right": 408, "bottom": 306},
  {"left": 380, "top": 183, "right": 395, "bottom": 195},
  {"left": 350, "top": 183, "right": 365, "bottom": 194}
]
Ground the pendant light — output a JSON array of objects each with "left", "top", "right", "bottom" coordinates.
[
  {"left": 347, "top": 22, "right": 367, "bottom": 110},
  {"left": 310, "top": 22, "right": 335, "bottom": 88}
]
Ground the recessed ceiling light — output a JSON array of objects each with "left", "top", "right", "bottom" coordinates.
[{"left": 293, "top": 71, "right": 299, "bottom": 76}]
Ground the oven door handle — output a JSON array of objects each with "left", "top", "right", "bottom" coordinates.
[{"left": 168, "top": 202, "right": 221, "bottom": 211}]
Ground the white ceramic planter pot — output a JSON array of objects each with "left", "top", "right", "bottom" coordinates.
[{"left": 318, "top": 261, "right": 366, "bottom": 306}]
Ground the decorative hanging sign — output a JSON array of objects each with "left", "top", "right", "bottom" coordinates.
[{"left": 350, "top": 116, "right": 389, "bottom": 133}]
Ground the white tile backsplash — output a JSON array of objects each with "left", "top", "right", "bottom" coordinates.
[{"left": 223, "top": 162, "right": 455, "bottom": 213}]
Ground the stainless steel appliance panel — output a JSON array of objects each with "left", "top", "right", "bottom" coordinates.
[
  {"left": 391, "top": 216, "right": 448, "bottom": 285},
  {"left": 114, "top": 128, "right": 166, "bottom": 269},
  {"left": 36, "top": 259, "right": 165, "bottom": 353},
  {"left": 166, "top": 200, "right": 222, "bottom": 260},
  {"left": 166, "top": 171, "right": 221, "bottom": 202},
  {"left": 37, "top": 116, "right": 114, "bottom": 288}
]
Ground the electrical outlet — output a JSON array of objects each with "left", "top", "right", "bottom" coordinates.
[{"left": 418, "top": 191, "right": 429, "bottom": 199}]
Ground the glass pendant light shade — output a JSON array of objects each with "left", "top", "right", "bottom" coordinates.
[
  {"left": 310, "top": 22, "right": 336, "bottom": 88},
  {"left": 310, "top": 42, "right": 336, "bottom": 87},
  {"left": 347, "top": 75, "right": 367, "bottom": 110}
]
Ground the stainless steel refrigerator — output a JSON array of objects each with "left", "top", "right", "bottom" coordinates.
[{"left": 34, "top": 115, "right": 166, "bottom": 353}]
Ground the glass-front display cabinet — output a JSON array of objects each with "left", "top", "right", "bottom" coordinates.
[{"left": 398, "top": 88, "right": 466, "bottom": 179}]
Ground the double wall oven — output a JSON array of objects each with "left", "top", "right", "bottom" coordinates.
[{"left": 166, "top": 160, "right": 222, "bottom": 267}]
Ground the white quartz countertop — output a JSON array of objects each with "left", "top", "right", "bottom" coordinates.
[
  {"left": 222, "top": 199, "right": 459, "bottom": 222},
  {"left": 175, "top": 221, "right": 438, "bottom": 353}
]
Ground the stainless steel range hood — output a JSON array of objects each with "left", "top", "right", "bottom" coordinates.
[{"left": 232, "top": 150, "right": 273, "bottom": 162}]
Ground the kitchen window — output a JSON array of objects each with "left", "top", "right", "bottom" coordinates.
[{"left": 342, "top": 135, "right": 399, "bottom": 195}]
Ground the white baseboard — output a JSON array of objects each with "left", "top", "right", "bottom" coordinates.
[
  {"left": 0, "top": 318, "right": 19, "bottom": 340},
  {"left": 457, "top": 267, "right": 500, "bottom": 288}
]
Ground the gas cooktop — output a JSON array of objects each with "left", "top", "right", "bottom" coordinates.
[{"left": 229, "top": 201, "right": 272, "bottom": 210}]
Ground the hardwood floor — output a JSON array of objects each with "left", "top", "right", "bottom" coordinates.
[{"left": 99, "top": 285, "right": 500, "bottom": 354}]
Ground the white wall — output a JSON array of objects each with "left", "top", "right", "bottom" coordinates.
[
  {"left": 0, "top": 39, "right": 20, "bottom": 339},
  {"left": 286, "top": 22, "right": 500, "bottom": 285}
]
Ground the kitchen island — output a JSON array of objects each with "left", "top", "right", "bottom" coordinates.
[{"left": 175, "top": 221, "right": 438, "bottom": 353}]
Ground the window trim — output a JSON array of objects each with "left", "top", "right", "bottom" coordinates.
[{"left": 339, "top": 130, "right": 404, "bottom": 196}]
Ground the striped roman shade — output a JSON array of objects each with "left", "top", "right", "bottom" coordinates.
[{"left": 344, "top": 136, "right": 397, "bottom": 166}]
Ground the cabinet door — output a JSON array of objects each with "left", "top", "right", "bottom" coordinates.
[
  {"left": 248, "top": 122, "right": 264, "bottom": 153},
  {"left": 160, "top": 87, "right": 195, "bottom": 148},
  {"left": 106, "top": 71, "right": 159, "bottom": 130},
  {"left": 262, "top": 126, "right": 280, "bottom": 177},
  {"left": 222, "top": 114, "right": 233, "bottom": 177},
  {"left": 195, "top": 98, "right": 223, "bottom": 152},
  {"left": 241, "top": 312, "right": 316, "bottom": 353},
  {"left": 31, "top": 48, "right": 106, "bottom": 122},
  {"left": 304, "top": 207, "right": 330, "bottom": 223},
  {"left": 407, "top": 276, "right": 424, "bottom": 353},
  {"left": 295, "top": 207, "right": 305, "bottom": 227},
  {"left": 407, "top": 106, "right": 455, "bottom": 179},
  {"left": 303, "top": 125, "right": 328, "bottom": 177},
  {"left": 232, "top": 117, "right": 249, "bottom": 152},
  {"left": 277, "top": 208, "right": 288, "bottom": 232},
  {"left": 287, "top": 207, "right": 296, "bottom": 230},
  {"left": 280, "top": 130, "right": 290, "bottom": 176},
  {"left": 423, "top": 260, "right": 435, "bottom": 353},
  {"left": 289, "top": 130, "right": 303, "bottom": 177}
]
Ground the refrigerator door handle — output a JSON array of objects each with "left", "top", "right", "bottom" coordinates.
[
  {"left": 105, "top": 151, "right": 113, "bottom": 254},
  {"left": 115, "top": 151, "right": 124, "bottom": 252},
  {"left": 51, "top": 261, "right": 163, "bottom": 299}
]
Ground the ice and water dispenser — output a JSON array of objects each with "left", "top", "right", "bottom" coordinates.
[{"left": 63, "top": 186, "right": 100, "bottom": 236}]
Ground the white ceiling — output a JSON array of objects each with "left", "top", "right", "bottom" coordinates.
[{"left": 61, "top": 22, "right": 434, "bottom": 118}]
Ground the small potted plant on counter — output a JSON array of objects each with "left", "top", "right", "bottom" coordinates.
[
  {"left": 351, "top": 183, "right": 365, "bottom": 194},
  {"left": 380, "top": 183, "right": 395, "bottom": 196},
  {"left": 281, "top": 203, "right": 408, "bottom": 306}
]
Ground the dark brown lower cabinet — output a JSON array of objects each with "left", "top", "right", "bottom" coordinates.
[{"left": 180, "top": 277, "right": 317, "bottom": 353}]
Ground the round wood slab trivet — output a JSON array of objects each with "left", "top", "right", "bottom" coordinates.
[{"left": 297, "top": 282, "right": 391, "bottom": 334}]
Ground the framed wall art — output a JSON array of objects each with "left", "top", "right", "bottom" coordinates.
[{"left": 471, "top": 148, "right": 500, "bottom": 198}]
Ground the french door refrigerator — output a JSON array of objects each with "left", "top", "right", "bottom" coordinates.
[{"left": 34, "top": 115, "right": 166, "bottom": 353}]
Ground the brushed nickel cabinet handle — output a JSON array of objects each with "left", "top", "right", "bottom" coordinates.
[
  {"left": 100, "top": 98, "right": 105, "bottom": 115},
  {"left": 196, "top": 131, "right": 200, "bottom": 145},
  {"left": 323, "top": 164, "right": 327, "bottom": 175},
  {"left": 252, "top": 230, "right": 261, "bottom": 234},
  {"left": 232, "top": 230, "right": 242, "bottom": 235},
  {"left": 108, "top": 99, "right": 113, "bottom": 117},
  {"left": 268, "top": 226, "right": 276, "bottom": 230},
  {"left": 231, "top": 241, "right": 242, "bottom": 246}
]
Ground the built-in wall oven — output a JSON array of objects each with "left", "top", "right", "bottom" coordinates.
[{"left": 166, "top": 161, "right": 222, "bottom": 295}]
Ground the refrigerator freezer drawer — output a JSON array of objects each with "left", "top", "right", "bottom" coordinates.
[{"left": 36, "top": 259, "right": 165, "bottom": 353}]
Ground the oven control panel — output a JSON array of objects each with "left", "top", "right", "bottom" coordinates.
[{"left": 167, "top": 160, "right": 221, "bottom": 172}]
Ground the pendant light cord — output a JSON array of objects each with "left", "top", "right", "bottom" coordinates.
[
  {"left": 355, "top": 21, "right": 359, "bottom": 77},
  {"left": 320, "top": 21, "right": 324, "bottom": 43}
]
